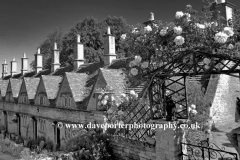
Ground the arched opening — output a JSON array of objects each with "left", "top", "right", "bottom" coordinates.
[
  {"left": 16, "top": 114, "right": 21, "bottom": 136},
  {"left": 3, "top": 111, "right": 8, "bottom": 132},
  {"left": 53, "top": 121, "right": 61, "bottom": 150},
  {"left": 31, "top": 117, "right": 37, "bottom": 140}
]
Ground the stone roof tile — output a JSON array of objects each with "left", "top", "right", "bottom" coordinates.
[
  {"left": 24, "top": 78, "right": 40, "bottom": 99},
  {"left": 9, "top": 79, "right": 22, "bottom": 98},
  {"left": 0, "top": 80, "right": 9, "bottom": 97},
  {"left": 42, "top": 75, "right": 62, "bottom": 99}
]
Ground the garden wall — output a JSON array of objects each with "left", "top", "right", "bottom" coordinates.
[{"left": 109, "top": 137, "right": 156, "bottom": 160}]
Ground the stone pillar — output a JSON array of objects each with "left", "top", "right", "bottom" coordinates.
[
  {"left": 51, "top": 42, "right": 60, "bottom": 72},
  {"left": 35, "top": 48, "right": 43, "bottom": 74},
  {"left": 2, "top": 59, "right": 8, "bottom": 78},
  {"left": 103, "top": 26, "right": 116, "bottom": 66},
  {"left": 10, "top": 57, "right": 17, "bottom": 76},
  {"left": 73, "top": 34, "right": 84, "bottom": 70},
  {"left": 155, "top": 120, "right": 186, "bottom": 160},
  {"left": 21, "top": 53, "right": 28, "bottom": 75}
]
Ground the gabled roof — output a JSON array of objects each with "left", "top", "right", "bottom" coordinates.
[
  {"left": 24, "top": 77, "right": 40, "bottom": 99},
  {"left": 65, "top": 72, "right": 92, "bottom": 109},
  {"left": 0, "top": 80, "right": 9, "bottom": 97},
  {"left": 9, "top": 79, "right": 22, "bottom": 98},
  {"left": 34, "top": 69, "right": 51, "bottom": 78},
  {"left": 76, "top": 61, "right": 104, "bottom": 74},
  {"left": 98, "top": 68, "right": 126, "bottom": 103},
  {"left": 51, "top": 64, "right": 74, "bottom": 76},
  {"left": 42, "top": 75, "right": 62, "bottom": 99}
]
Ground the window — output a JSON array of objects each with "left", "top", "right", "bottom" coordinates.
[
  {"left": 40, "top": 96, "right": 44, "bottom": 105},
  {"left": 64, "top": 97, "right": 67, "bottom": 107},
  {"left": 61, "top": 95, "right": 71, "bottom": 108},
  {"left": 22, "top": 115, "right": 28, "bottom": 126}
]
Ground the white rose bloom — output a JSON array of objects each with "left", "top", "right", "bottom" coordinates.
[
  {"left": 101, "top": 99, "right": 107, "bottom": 105},
  {"left": 173, "top": 26, "right": 183, "bottom": 35},
  {"left": 188, "top": 107, "right": 192, "bottom": 112},
  {"left": 160, "top": 29, "right": 168, "bottom": 36},
  {"left": 228, "top": 44, "right": 234, "bottom": 50},
  {"left": 130, "top": 68, "right": 138, "bottom": 76},
  {"left": 176, "top": 11, "right": 184, "bottom": 19},
  {"left": 190, "top": 104, "right": 196, "bottom": 110},
  {"left": 184, "top": 13, "right": 191, "bottom": 21},
  {"left": 118, "top": 110, "right": 124, "bottom": 115},
  {"left": 104, "top": 95, "right": 109, "bottom": 100},
  {"left": 191, "top": 109, "right": 198, "bottom": 115},
  {"left": 214, "top": 32, "right": 228, "bottom": 44},
  {"left": 121, "top": 34, "right": 127, "bottom": 40},
  {"left": 135, "top": 56, "right": 142, "bottom": 64},
  {"left": 121, "top": 93, "right": 126, "bottom": 98},
  {"left": 98, "top": 95, "right": 102, "bottom": 100},
  {"left": 107, "top": 108, "right": 113, "bottom": 114},
  {"left": 223, "top": 27, "right": 234, "bottom": 37},
  {"left": 97, "top": 101, "right": 101, "bottom": 106},
  {"left": 129, "top": 90, "right": 136, "bottom": 95},
  {"left": 119, "top": 121, "right": 124, "bottom": 125},
  {"left": 196, "top": 23, "right": 206, "bottom": 29},
  {"left": 129, "top": 60, "right": 137, "bottom": 67},
  {"left": 141, "top": 61, "right": 149, "bottom": 69},
  {"left": 144, "top": 25, "right": 152, "bottom": 33},
  {"left": 174, "top": 36, "right": 185, "bottom": 45}
]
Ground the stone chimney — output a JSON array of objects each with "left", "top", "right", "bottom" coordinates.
[
  {"left": 103, "top": 26, "right": 116, "bottom": 66},
  {"left": 2, "top": 59, "right": 8, "bottom": 78},
  {"left": 149, "top": 12, "right": 154, "bottom": 21},
  {"left": 73, "top": 34, "right": 84, "bottom": 70},
  {"left": 210, "top": 0, "right": 235, "bottom": 26},
  {"left": 21, "top": 53, "right": 28, "bottom": 75},
  {"left": 51, "top": 42, "right": 60, "bottom": 72},
  {"left": 35, "top": 47, "right": 43, "bottom": 74},
  {"left": 10, "top": 57, "right": 17, "bottom": 76}
]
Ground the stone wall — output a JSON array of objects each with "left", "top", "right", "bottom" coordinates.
[{"left": 109, "top": 137, "right": 156, "bottom": 160}]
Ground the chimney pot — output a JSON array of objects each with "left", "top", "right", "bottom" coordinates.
[
  {"left": 35, "top": 47, "right": 43, "bottom": 73},
  {"left": 77, "top": 34, "right": 81, "bottom": 43},
  {"left": 21, "top": 53, "right": 28, "bottom": 75},
  {"left": 23, "top": 53, "right": 26, "bottom": 58},
  {"left": 2, "top": 59, "right": 8, "bottom": 78},
  {"left": 107, "top": 26, "right": 111, "bottom": 35},
  {"left": 4, "top": 59, "right": 6, "bottom": 64},
  {"left": 54, "top": 42, "right": 57, "bottom": 50},
  {"left": 149, "top": 12, "right": 154, "bottom": 21},
  {"left": 37, "top": 48, "right": 40, "bottom": 54}
]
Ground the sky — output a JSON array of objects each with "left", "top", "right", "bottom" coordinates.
[{"left": 0, "top": 0, "right": 240, "bottom": 74}]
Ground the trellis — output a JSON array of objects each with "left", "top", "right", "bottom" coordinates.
[{"left": 117, "top": 49, "right": 240, "bottom": 143}]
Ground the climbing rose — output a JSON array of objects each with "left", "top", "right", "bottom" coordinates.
[
  {"left": 101, "top": 99, "right": 107, "bottom": 105},
  {"left": 191, "top": 109, "right": 198, "bottom": 115},
  {"left": 104, "top": 95, "right": 109, "bottom": 100},
  {"left": 228, "top": 44, "right": 234, "bottom": 50},
  {"left": 129, "top": 90, "right": 136, "bottom": 95},
  {"left": 98, "top": 95, "right": 102, "bottom": 100},
  {"left": 97, "top": 101, "right": 101, "bottom": 106},
  {"left": 190, "top": 104, "right": 196, "bottom": 110},
  {"left": 107, "top": 108, "right": 113, "bottom": 114},
  {"left": 195, "top": 23, "right": 206, "bottom": 29},
  {"left": 130, "top": 68, "right": 138, "bottom": 76},
  {"left": 174, "top": 36, "right": 185, "bottom": 45},
  {"left": 134, "top": 56, "right": 142, "bottom": 64},
  {"left": 160, "top": 28, "right": 168, "bottom": 36},
  {"left": 214, "top": 32, "right": 228, "bottom": 44},
  {"left": 184, "top": 13, "right": 191, "bottom": 21},
  {"left": 173, "top": 26, "right": 183, "bottom": 35},
  {"left": 141, "top": 61, "right": 149, "bottom": 69},
  {"left": 223, "top": 27, "right": 234, "bottom": 37},
  {"left": 129, "top": 60, "right": 137, "bottom": 67},
  {"left": 121, "top": 93, "right": 126, "bottom": 98},
  {"left": 121, "top": 34, "right": 126, "bottom": 40},
  {"left": 175, "top": 11, "right": 184, "bottom": 19},
  {"left": 118, "top": 110, "right": 124, "bottom": 115},
  {"left": 144, "top": 25, "right": 152, "bottom": 32}
]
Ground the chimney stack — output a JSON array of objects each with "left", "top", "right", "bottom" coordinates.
[
  {"left": 35, "top": 47, "right": 43, "bottom": 74},
  {"left": 10, "top": 57, "right": 17, "bottom": 77},
  {"left": 73, "top": 34, "right": 84, "bottom": 70},
  {"left": 21, "top": 53, "right": 28, "bottom": 75},
  {"left": 2, "top": 59, "right": 8, "bottom": 78},
  {"left": 103, "top": 26, "right": 116, "bottom": 66},
  {"left": 51, "top": 42, "right": 60, "bottom": 72},
  {"left": 149, "top": 12, "right": 154, "bottom": 21},
  {"left": 210, "top": 0, "right": 235, "bottom": 26}
]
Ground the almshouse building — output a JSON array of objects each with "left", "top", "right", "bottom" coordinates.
[{"left": 0, "top": 0, "right": 238, "bottom": 156}]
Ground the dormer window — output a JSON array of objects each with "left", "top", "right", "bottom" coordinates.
[
  {"left": 60, "top": 93, "right": 72, "bottom": 108},
  {"left": 20, "top": 93, "right": 28, "bottom": 104},
  {"left": 6, "top": 92, "right": 14, "bottom": 102},
  {"left": 38, "top": 93, "right": 47, "bottom": 106}
]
